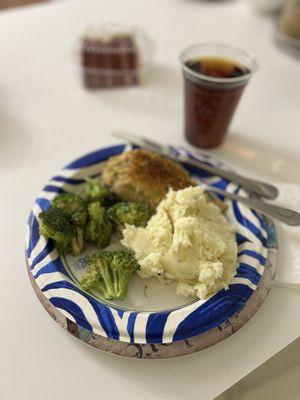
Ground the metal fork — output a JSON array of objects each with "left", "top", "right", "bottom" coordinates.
[
  {"left": 201, "top": 185, "right": 300, "bottom": 226},
  {"left": 113, "top": 131, "right": 279, "bottom": 200},
  {"left": 112, "top": 131, "right": 300, "bottom": 226}
]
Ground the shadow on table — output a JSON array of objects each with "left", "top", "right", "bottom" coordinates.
[
  {"left": 0, "top": 106, "right": 40, "bottom": 169},
  {"left": 216, "top": 338, "right": 300, "bottom": 399},
  {"left": 93, "top": 64, "right": 182, "bottom": 118},
  {"left": 71, "top": 286, "right": 290, "bottom": 400},
  {"left": 75, "top": 341, "right": 223, "bottom": 400},
  {"left": 207, "top": 133, "right": 300, "bottom": 183}
]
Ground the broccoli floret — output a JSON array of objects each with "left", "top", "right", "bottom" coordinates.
[
  {"left": 85, "top": 201, "right": 113, "bottom": 248},
  {"left": 80, "top": 250, "right": 140, "bottom": 300},
  {"left": 52, "top": 193, "right": 87, "bottom": 227},
  {"left": 39, "top": 207, "right": 84, "bottom": 255},
  {"left": 107, "top": 202, "right": 153, "bottom": 231},
  {"left": 82, "top": 178, "right": 116, "bottom": 207},
  {"left": 80, "top": 259, "right": 100, "bottom": 291}
]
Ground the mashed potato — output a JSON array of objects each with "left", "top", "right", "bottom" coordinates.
[{"left": 122, "top": 187, "right": 238, "bottom": 300}]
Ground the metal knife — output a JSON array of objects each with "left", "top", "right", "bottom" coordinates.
[{"left": 112, "top": 131, "right": 279, "bottom": 200}]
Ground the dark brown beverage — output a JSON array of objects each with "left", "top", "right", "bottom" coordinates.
[{"left": 183, "top": 56, "right": 251, "bottom": 148}]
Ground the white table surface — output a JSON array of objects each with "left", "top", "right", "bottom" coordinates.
[{"left": 1, "top": 1, "right": 299, "bottom": 399}]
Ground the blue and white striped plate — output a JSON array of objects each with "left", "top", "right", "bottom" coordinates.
[{"left": 26, "top": 144, "right": 270, "bottom": 344}]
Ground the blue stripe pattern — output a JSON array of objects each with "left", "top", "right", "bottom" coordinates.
[
  {"left": 43, "top": 185, "right": 67, "bottom": 194},
  {"left": 34, "top": 257, "right": 69, "bottom": 279},
  {"left": 238, "top": 249, "right": 266, "bottom": 265},
  {"left": 36, "top": 197, "right": 51, "bottom": 211},
  {"left": 26, "top": 214, "right": 40, "bottom": 258},
  {"left": 232, "top": 201, "right": 267, "bottom": 247},
  {"left": 65, "top": 145, "right": 125, "bottom": 169},
  {"left": 145, "top": 313, "right": 171, "bottom": 344},
  {"left": 50, "top": 297, "right": 93, "bottom": 331},
  {"left": 30, "top": 241, "right": 55, "bottom": 270},
  {"left": 173, "top": 285, "right": 254, "bottom": 341},
  {"left": 52, "top": 176, "right": 86, "bottom": 185},
  {"left": 43, "top": 279, "right": 120, "bottom": 339},
  {"left": 127, "top": 313, "right": 138, "bottom": 343},
  {"left": 26, "top": 144, "right": 275, "bottom": 344},
  {"left": 235, "top": 263, "right": 261, "bottom": 286}
]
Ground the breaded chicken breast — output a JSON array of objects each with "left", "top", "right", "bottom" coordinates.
[{"left": 102, "top": 149, "right": 194, "bottom": 207}]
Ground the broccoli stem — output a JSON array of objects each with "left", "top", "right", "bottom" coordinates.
[
  {"left": 100, "top": 261, "right": 116, "bottom": 299},
  {"left": 71, "top": 227, "right": 85, "bottom": 256},
  {"left": 85, "top": 201, "right": 113, "bottom": 248},
  {"left": 80, "top": 251, "right": 139, "bottom": 300}
]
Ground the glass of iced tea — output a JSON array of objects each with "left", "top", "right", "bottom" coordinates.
[{"left": 180, "top": 43, "right": 258, "bottom": 149}]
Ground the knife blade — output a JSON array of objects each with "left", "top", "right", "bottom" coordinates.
[{"left": 112, "top": 131, "right": 279, "bottom": 200}]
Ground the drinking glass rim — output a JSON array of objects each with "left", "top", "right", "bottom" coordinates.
[{"left": 180, "top": 43, "right": 259, "bottom": 85}]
